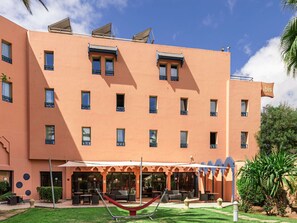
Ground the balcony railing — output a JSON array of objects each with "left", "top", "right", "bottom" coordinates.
[
  {"left": 106, "top": 70, "right": 114, "bottom": 76},
  {"left": 44, "top": 65, "right": 54, "bottom": 70},
  {"left": 45, "top": 139, "right": 55, "bottom": 144},
  {"left": 210, "top": 112, "right": 217, "bottom": 117},
  {"left": 82, "top": 140, "right": 91, "bottom": 146},
  {"left": 180, "top": 143, "right": 188, "bottom": 148},
  {"left": 45, "top": 102, "right": 54, "bottom": 108},
  {"left": 2, "top": 95, "right": 12, "bottom": 103},
  {"left": 231, "top": 75, "right": 253, "bottom": 81},
  {"left": 117, "top": 142, "right": 125, "bottom": 146},
  {"left": 150, "top": 142, "right": 157, "bottom": 147},
  {"left": 241, "top": 144, "right": 248, "bottom": 149},
  {"left": 81, "top": 104, "right": 90, "bottom": 110},
  {"left": 149, "top": 108, "right": 157, "bottom": 114},
  {"left": 116, "top": 106, "right": 125, "bottom": 112},
  {"left": 92, "top": 69, "right": 101, "bottom": 75},
  {"left": 241, "top": 112, "right": 248, "bottom": 117},
  {"left": 2, "top": 55, "right": 12, "bottom": 64},
  {"left": 171, "top": 76, "right": 179, "bottom": 81},
  {"left": 210, "top": 144, "right": 217, "bottom": 149},
  {"left": 159, "top": 75, "right": 167, "bottom": 80},
  {"left": 180, "top": 110, "right": 188, "bottom": 115}
]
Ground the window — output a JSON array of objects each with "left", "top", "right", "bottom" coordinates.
[
  {"left": 149, "top": 96, "right": 157, "bottom": 113},
  {"left": 81, "top": 91, "right": 90, "bottom": 110},
  {"left": 45, "top": 89, "right": 54, "bottom": 108},
  {"left": 241, "top": 132, "right": 248, "bottom": 148},
  {"left": 241, "top": 100, "right": 248, "bottom": 116},
  {"left": 180, "top": 131, "right": 188, "bottom": 148},
  {"left": 171, "top": 65, "right": 178, "bottom": 81},
  {"left": 210, "top": 132, "right": 217, "bottom": 148},
  {"left": 117, "top": 129, "right": 125, "bottom": 146},
  {"left": 116, "top": 94, "right": 125, "bottom": 112},
  {"left": 159, "top": 64, "right": 167, "bottom": 80},
  {"left": 149, "top": 130, "right": 157, "bottom": 147},
  {"left": 2, "top": 41, "right": 12, "bottom": 63},
  {"left": 2, "top": 82, "right": 12, "bottom": 103},
  {"left": 105, "top": 58, "right": 114, "bottom": 76},
  {"left": 41, "top": 172, "right": 62, "bottom": 187},
  {"left": 210, "top": 100, "right": 217, "bottom": 116},
  {"left": 45, "top": 125, "right": 55, "bottom": 144},
  {"left": 92, "top": 58, "right": 101, "bottom": 74},
  {"left": 82, "top": 127, "right": 91, "bottom": 145},
  {"left": 44, "top": 51, "right": 54, "bottom": 70},
  {"left": 180, "top": 98, "right": 188, "bottom": 115}
]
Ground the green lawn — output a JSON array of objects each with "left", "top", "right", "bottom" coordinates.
[{"left": 2, "top": 207, "right": 296, "bottom": 223}]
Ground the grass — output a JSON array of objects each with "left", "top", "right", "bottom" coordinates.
[{"left": 2, "top": 206, "right": 297, "bottom": 223}]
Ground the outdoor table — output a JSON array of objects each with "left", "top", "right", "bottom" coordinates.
[
  {"left": 80, "top": 194, "right": 92, "bottom": 204},
  {"left": 207, "top": 192, "right": 218, "bottom": 201}
]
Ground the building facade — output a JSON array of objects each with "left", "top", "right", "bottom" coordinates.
[{"left": 0, "top": 16, "right": 262, "bottom": 201}]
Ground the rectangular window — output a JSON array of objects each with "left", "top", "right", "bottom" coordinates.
[
  {"left": 241, "top": 100, "right": 248, "bottom": 116},
  {"left": 44, "top": 51, "right": 54, "bottom": 70},
  {"left": 116, "top": 94, "right": 125, "bottom": 112},
  {"left": 105, "top": 58, "right": 114, "bottom": 76},
  {"left": 45, "top": 125, "right": 55, "bottom": 144},
  {"left": 81, "top": 91, "right": 90, "bottom": 110},
  {"left": 149, "top": 96, "right": 157, "bottom": 113},
  {"left": 210, "top": 100, "right": 217, "bottom": 116},
  {"left": 2, "top": 82, "right": 12, "bottom": 103},
  {"left": 149, "top": 130, "right": 157, "bottom": 147},
  {"left": 171, "top": 65, "right": 178, "bottom": 81},
  {"left": 180, "top": 131, "right": 188, "bottom": 148},
  {"left": 45, "top": 89, "right": 54, "bottom": 108},
  {"left": 92, "top": 58, "right": 101, "bottom": 74},
  {"left": 82, "top": 127, "right": 91, "bottom": 146},
  {"left": 210, "top": 132, "right": 217, "bottom": 148},
  {"left": 117, "top": 129, "right": 125, "bottom": 146},
  {"left": 2, "top": 41, "right": 12, "bottom": 63},
  {"left": 241, "top": 132, "right": 248, "bottom": 148},
  {"left": 180, "top": 98, "right": 188, "bottom": 115},
  {"left": 159, "top": 64, "right": 167, "bottom": 80},
  {"left": 40, "top": 172, "right": 62, "bottom": 187}
]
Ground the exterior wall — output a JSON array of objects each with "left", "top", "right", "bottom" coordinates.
[{"left": 0, "top": 16, "right": 32, "bottom": 197}]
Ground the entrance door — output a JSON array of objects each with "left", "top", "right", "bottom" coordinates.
[{"left": 72, "top": 172, "right": 102, "bottom": 194}]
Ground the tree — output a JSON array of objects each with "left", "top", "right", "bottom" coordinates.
[
  {"left": 22, "top": 0, "right": 48, "bottom": 14},
  {"left": 281, "top": 0, "right": 297, "bottom": 77},
  {"left": 256, "top": 104, "right": 297, "bottom": 154}
]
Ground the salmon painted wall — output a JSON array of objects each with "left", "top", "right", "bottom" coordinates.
[
  {"left": 0, "top": 16, "right": 33, "bottom": 198},
  {"left": 27, "top": 31, "right": 232, "bottom": 164}
]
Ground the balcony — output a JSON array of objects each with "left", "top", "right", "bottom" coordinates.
[
  {"left": 2, "top": 95, "right": 12, "bottom": 103},
  {"left": 149, "top": 108, "right": 157, "bottom": 114},
  {"left": 171, "top": 76, "right": 179, "bottom": 81},
  {"left": 45, "top": 102, "right": 54, "bottom": 108},
  {"left": 241, "top": 112, "right": 248, "bottom": 117},
  {"left": 116, "top": 107, "right": 125, "bottom": 112},
  {"left": 150, "top": 142, "right": 157, "bottom": 147},
  {"left": 210, "top": 112, "right": 217, "bottom": 117},
  {"left": 159, "top": 75, "right": 167, "bottom": 80},
  {"left": 180, "top": 110, "right": 188, "bottom": 115},
  {"left": 2, "top": 55, "right": 12, "bottom": 64},
  {"left": 92, "top": 69, "right": 101, "bottom": 75},
  {"left": 81, "top": 104, "right": 90, "bottom": 110},
  {"left": 45, "top": 139, "right": 55, "bottom": 144},
  {"left": 82, "top": 141, "right": 91, "bottom": 146},
  {"left": 180, "top": 143, "right": 188, "bottom": 148},
  {"left": 210, "top": 144, "right": 217, "bottom": 149},
  {"left": 241, "top": 144, "right": 248, "bottom": 149},
  {"left": 117, "top": 142, "right": 125, "bottom": 146},
  {"left": 44, "top": 65, "right": 54, "bottom": 70}
]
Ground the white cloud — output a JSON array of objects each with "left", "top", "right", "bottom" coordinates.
[
  {"left": 237, "top": 34, "right": 252, "bottom": 56},
  {"left": 202, "top": 14, "right": 218, "bottom": 28},
  {"left": 0, "top": 0, "right": 128, "bottom": 34},
  {"left": 243, "top": 44, "right": 252, "bottom": 56},
  {"left": 233, "top": 37, "right": 297, "bottom": 108},
  {"left": 227, "top": 0, "right": 237, "bottom": 13}
]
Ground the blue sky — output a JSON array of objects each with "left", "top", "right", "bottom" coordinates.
[{"left": 0, "top": 0, "right": 296, "bottom": 106}]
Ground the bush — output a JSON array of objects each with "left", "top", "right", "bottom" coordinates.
[
  {"left": 37, "top": 186, "right": 62, "bottom": 203},
  {"left": 238, "top": 199, "right": 252, "bottom": 213},
  {"left": 0, "top": 181, "right": 9, "bottom": 195},
  {"left": 0, "top": 192, "right": 12, "bottom": 201}
]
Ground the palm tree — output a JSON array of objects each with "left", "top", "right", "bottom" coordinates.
[
  {"left": 22, "top": 0, "right": 48, "bottom": 14},
  {"left": 281, "top": 0, "right": 297, "bottom": 77}
]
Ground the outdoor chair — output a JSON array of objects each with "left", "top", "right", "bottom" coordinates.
[
  {"left": 168, "top": 190, "right": 182, "bottom": 201},
  {"left": 72, "top": 194, "right": 80, "bottom": 205},
  {"left": 188, "top": 189, "right": 195, "bottom": 199},
  {"left": 92, "top": 194, "right": 99, "bottom": 205},
  {"left": 7, "top": 195, "right": 17, "bottom": 205}
]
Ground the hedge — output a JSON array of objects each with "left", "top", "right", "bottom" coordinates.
[{"left": 37, "top": 186, "right": 62, "bottom": 203}]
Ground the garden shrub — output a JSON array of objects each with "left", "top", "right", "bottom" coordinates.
[
  {"left": 0, "top": 181, "right": 9, "bottom": 195},
  {"left": 37, "top": 186, "right": 62, "bottom": 203}
]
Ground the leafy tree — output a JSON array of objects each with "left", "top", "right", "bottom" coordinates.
[
  {"left": 256, "top": 104, "right": 297, "bottom": 154},
  {"left": 22, "top": 0, "right": 48, "bottom": 14},
  {"left": 281, "top": 0, "right": 297, "bottom": 76}
]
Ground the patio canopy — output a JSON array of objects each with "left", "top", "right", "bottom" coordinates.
[{"left": 58, "top": 160, "right": 226, "bottom": 169}]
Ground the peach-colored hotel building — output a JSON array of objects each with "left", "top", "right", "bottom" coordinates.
[{"left": 0, "top": 16, "right": 263, "bottom": 202}]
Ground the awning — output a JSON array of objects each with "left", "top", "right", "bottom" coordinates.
[
  {"left": 88, "top": 44, "right": 118, "bottom": 59},
  {"left": 48, "top": 17, "right": 72, "bottom": 34},
  {"left": 157, "top": 51, "right": 184, "bottom": 66},
  {"left": 58, "top": 160, "right": 226, "bottom": 169}
]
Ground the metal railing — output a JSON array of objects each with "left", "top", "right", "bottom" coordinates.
[{"left": 230, "top": 75, "right": 253, "bottom": 81}]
